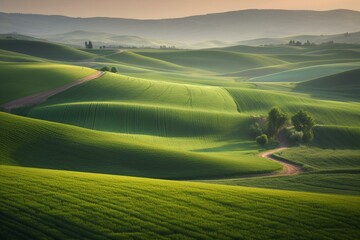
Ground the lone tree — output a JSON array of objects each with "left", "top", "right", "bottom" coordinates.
[
  {"left": 256, "top": 134, "right": 268, "bottom": 146},
  {"left": 100, "top": 66, "right": 110, "bottom": 72},
  {"left": 291, "top": 110, "right": 315, "bottom": 142},
  {"left": 110, "top": 67, "right": 118, "bottom": 73},
  {"left": 267, "top": 107, "right": 288, "bottom": 138}
]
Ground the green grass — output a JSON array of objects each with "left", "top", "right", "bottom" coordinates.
[
  {"left": 313, "top": 125, "right": 360, "bottom": 149},
  {"left": 204, "top": 173, "right": 360, "bottom": 195},
  {"left": 0, "top": 39, "right": 95, "bottom": 61},
  {"left": 136, "top": 50, "right": 286, "bottom": 73},
  {"left": 226, "top": 87, "right": 360, "bottom": 126},
  {"left": 275, "top": 147, "right": 360, "bottom": 171},
  {"left": 0, "top": 49, "right": 45, "bottom": 62},
  {"left": 36, "top": 72, "right": 238, "bottom": 112},
  {"left": 294, "top": 69, "right": 360, "bottom": 99},
  {"left": 248, "top": 62, "right": 360, "bottom": 82},
  {"left": 0, "top": 62, "right": 96, "bottom": 104},
  {"left": 1, "top": 165, "right": 359, "bottom": 240},
  {"left": 273, "top": 125, "right": 360, "bottom": 171},
  {"left": 0, "top": 112, "right": 280, "bottom": 179},
  {"left": 102, "top": 51, "right": 190, "bottom": 72}
]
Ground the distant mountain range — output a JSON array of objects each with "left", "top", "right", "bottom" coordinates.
[
  {"left": 236, "top": 32, "right": 360, "bottom": 46},
  {"left": 1, "top": 9, "right": 360, "bottom": 43}
]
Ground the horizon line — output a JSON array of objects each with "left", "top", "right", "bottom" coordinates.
[{"left": 0, "top": 8, "right": 358, "bottom": 21}]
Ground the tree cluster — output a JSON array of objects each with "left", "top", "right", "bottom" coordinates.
[
  {"left": 288, "top": 40, "right": 315, "bottom": 46},
  {"left": 250, "top": 107, "right": 315, "bottom": 147},
  {"left": 85, "top": 41, "right": 93, "bottom": 49},
  {"left": 160, "top": 45, "right": 177, "bottom": 49},
  {"left": 100, "top": 66, "right": 118, "bottom": 73}
]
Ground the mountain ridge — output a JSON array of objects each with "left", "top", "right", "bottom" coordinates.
[{"left": 1, "top": 9, "right": 360, "bottom": 43}]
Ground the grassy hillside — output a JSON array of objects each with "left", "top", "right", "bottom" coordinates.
[
  {"left": 0, "top": 39, "right": 95, "bottom": 61},
  {"left": 0, "top": 49, "right": 45, "bottom": 62},
  {"left": 0, "top": 62, "right": 96, "bottom": 104},
  {"left": 248, "top": 62, "right": 360, "bottom": 82},
  {"left": 102, "top": 51, "right": 191, "bottom": 72},
  {"left": 0, "top": 112, "right": 280, "bottom": 179},
  {"left": 294, "top": 69, "right": 360, "bottom": 99},
  {"left": 136, "top": 50, "right": 286, "bottom": 73},
  {"left": 274, "top": 125, "right": 360, "bottom": 171},
  {"left": 1, "top": 165, "right": 359, "bottom": 240},
  {"left": 206, "top": 173, "right": 360, "bottom": 195},
  {"left": 226, "top": 87, "right": 360, "bottom": 126}
]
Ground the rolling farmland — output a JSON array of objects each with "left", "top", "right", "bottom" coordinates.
[{"left": 0, "top": 38, "right": 359, "bottom": 239}]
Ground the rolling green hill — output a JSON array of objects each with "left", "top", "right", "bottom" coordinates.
[
  {"left": 0, "top": 39, "right": 95, "bottom": 61},
  {"left": 248, "top": 62, "right": 360, "bottom": 82},
  {"left": 226, "top": 87, "right": 360, "bottom": 126},
  {"left": 298, "top": 68, "right": 360, "bottom": 88},
  {"left": 1, "top": 38, "right": 360, "bottom": 239},
  {"left": 0, "top": 62, "right": 96, "bottom": 104},
  {"left": 0, "top": 112, "right": 280, "bottom": 179},
  {"left": 136, "top": 50, "right": 286, "bottom": 73},
  {"left": 1, "top": 165, "right": 359, "bottom": 240}
]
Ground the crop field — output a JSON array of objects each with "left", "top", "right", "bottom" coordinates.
[
  {"left": 0, "top": 62, "right": 96, "bottom": 104},
  {"left": 1, "top": 165, "right": 359, "bottom": 240},
  {"left": 0, "top": 38, "right": 359, "bottom": 239}
]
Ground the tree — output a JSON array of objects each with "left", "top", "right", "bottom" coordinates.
[
  {"left": 85, "top": 41, "right": 88, "bottom": 48},
  {"left": 256, "top": 134, "right": 268, "bottom": 146},
  {"left": 267, "top": 107, "right": 288, "bottom": 137},
  {"left": 110, "top": 67, "right": 118, "bottom": 73},
  {"left": 100, "top": 66, "right": 110, "bottom": 72},
  {"left": 88, "top": 41, "right": 93, "bottom": 49},
  {"left": 291, "top": 110, "right": 315, "bottom": 142}
]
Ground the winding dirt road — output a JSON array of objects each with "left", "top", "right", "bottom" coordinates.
[
  {"left": 259, "top": 147, "right": 302, "bottom": 176},
  {"left": 1, "top": 71, "right": 104, "bottom": 112}
]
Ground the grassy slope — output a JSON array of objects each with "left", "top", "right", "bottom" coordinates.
[
  {"left": 0, "top": 112, "right": 280, "bottom": 179},
  {"left": 0, "top": 62, "right": 96, "bottom": 104},
  {"left": 1, "top": 165, "right": 359, "bottom": 240},
  {"left": 226, "top": 87, "right": 360, "bottom": 126},
  {"left": 136, "top": 50, "right": 286, "bottom": 73},
  {"left": 274, "top": 126, "right": 360, "bottom": 171},
  {"left": 0, "top": 49, "right": 45, "bottom": 62},
  {"left": 27, "top": 73, "right": 243, "bottom": 135},
  {"left": 294, "top": 68, "right": 360, "bottom": 99},
  {"left": 205, "top": 173, "right": 360, "bottom": 195},
  {"left": 248, "top": 62, "right": 360, "bottom": 82},
  {"left": 0, "top": 39, "right": 95, "bottom": 61}
]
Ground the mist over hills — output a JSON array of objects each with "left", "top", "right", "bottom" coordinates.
[{"left": 1, "top": 9, "right": 360, "bottom": 43}]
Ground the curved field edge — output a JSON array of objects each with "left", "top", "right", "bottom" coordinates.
[
  {"left": 0, "top": 165, "right": 359, "bottom": 240},
  {"left": 0, "top": 112, "right": 281, "bottom": 179}
]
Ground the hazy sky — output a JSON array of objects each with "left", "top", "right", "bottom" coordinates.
[{"left": 1, "top": 0, "right": 359, "bottom": 19}]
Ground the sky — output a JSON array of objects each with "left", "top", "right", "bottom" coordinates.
[{"left": 1, "top": 0, "right": 359, "bottom": 19}]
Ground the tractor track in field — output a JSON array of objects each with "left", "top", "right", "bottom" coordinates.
[{"left": 1, "top": 71, "right": 104, "bottom": 112}]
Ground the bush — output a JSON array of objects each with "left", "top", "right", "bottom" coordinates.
[
  {"left": 285, "top": 127, "right": 303, "bottom": 144},
  {"left": 302, "top": 130, "right": 314, "bottom": 143},
  {"left": 289, "top": 131, "right": 303, "bottom": 144},
  {"left": 256, "top": 134, "right": 268, "bottom": 146},
  {"left": 249, "top": 122, "right": 263, "bottom": 139},
  {"left": 110, "top": 67, "right": 118, "bottom": 73},
  {"left": 100, "top": 66, "right": 110, "bottom": 72}
]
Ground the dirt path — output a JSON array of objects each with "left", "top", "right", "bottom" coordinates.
[
  {"left": 258, "top": 147, "right": 302, "bottom": 176},
  {"left": 1, "top": 71, "right": 104, "bottom": 111}
]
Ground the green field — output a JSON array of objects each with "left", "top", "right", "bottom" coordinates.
[
  {"left": 0, "top": 39, "right": 359, "bottom": 239},
  {"left": 1, "top": 165, "right": 359, "bottom": 240}
]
